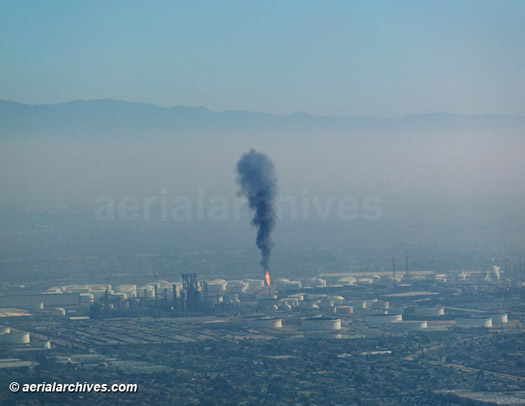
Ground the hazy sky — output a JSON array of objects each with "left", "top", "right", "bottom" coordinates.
[{"left": 1, "top": 0, "right": 524, "bottom": 116}]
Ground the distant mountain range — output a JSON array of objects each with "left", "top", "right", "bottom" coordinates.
[{"left": 1, "top": 99, "right": 524, "bottom": 137}]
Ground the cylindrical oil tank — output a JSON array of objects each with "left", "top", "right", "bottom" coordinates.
[
  {"left": 390, "top": 306, "right": 406, "bottom": 315},
  {"left": 365, "top": 313, "right": 403, "bottom": 327},
  {"left": 49, "top": 307, "right": 66, "bottom": 316},
  {"left": 357, "top": 278, "right": 374, "bottom": 285},
  {"left": 390, "top": 321, "right": 427, "bottom": 331},
  {"left": 79, "top": 293, "right": 94, "bottom": 303},
  {"left": 414, "top": 307, "right": 445, "bottom": 317},
  {"left": 64, "top": 285, "right": 90, "bottom": 294},
  {"left": 434, "top": 274, "right": 447, "bottom": 283},
  {"left": 337, "top": 276, "right": 356, "bottom": 285},
  {"left": 207, "top": 280, "right": 228, "bottom": 292},
  {"left": 245, "top": 279, "right": 265, "bottom": 290},
  {"left": 288, "top": 293, "right": 305, "bottom": 301},
  {"left": 111, "top": 292, "right": 128, "bottom": 300},
  {"left": 318, "top": 299, "right": 335, "bottom": 309},
  {"left": 0, "top": 332, "right": 30, "bottom": 345},
  {"left": 365, "top": 298, "right": 378, "bottom": 307},
  {"left": 273, "top": 278, "right": 289, "bottom": 288},
  {"left": 330, "top": 296, "right": 345, "bottom": 305},
  {"left": 302, "top": 316, "right": 341, "bottom": 331},
  {"left": 247, "top": 317, "right": 283, "bottom": 329},
  {"left": 335, "top": 305, "right": 354, "bottom": 315},
  {"left": 282, "top": 281, "right": 302, "bottom": 290},
  {"left": 227, "top": 280, "right": 248, "bottom": 293},
  {"left": 487, "top": 313, "right": 508, "bottom": 325},
  {"left": 115, "top": 284, "right": 137, "bottom": 297},
  {"left": 455, "top": 318, "right": 492, "bottom": 328},
  {"left": 371, "top": 301, "right": 389, "bottom": 310},
  {"left": 0, "top": 326, "right": 11, "bottom": 334},
  {"left": 350, "top": 300, "right": 367, "bottom": 309},
  {"left": 311, "top": 278, "right": 327, "bottom": 287},
  {"left": 89, "top": 284, "right": 112, "bottom": 291}
]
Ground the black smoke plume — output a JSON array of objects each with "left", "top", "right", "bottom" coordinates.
[{"left": 236, "top": 149, "right": 277, "bottom": 271}]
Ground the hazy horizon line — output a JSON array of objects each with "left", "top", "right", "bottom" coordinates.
[{"left": 2, "top": 97, "right": 524, "bottom": 120}]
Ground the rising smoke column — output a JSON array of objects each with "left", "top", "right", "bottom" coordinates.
[{"left": 236, "top": 149, "right": 277, "bottom": 278}]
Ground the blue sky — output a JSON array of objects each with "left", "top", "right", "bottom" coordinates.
[{"left": 1, "top": 0, "right": 524, "bottom": 116}]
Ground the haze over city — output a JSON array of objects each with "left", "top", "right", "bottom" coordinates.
[{"left": 0, "top": 2, "right": 524, "bottom": 405}]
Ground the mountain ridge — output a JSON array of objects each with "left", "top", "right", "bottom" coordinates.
[{"left": 1, "top": 98, "right": 524, "bottom": 137}]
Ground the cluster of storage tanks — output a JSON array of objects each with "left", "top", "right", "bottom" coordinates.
[
  {"left": 207, "top": 279, "right": 266, "bottom": 294},
  {"left": 42, "top": 276, "right": 510, "bottom": 332},
  {"left": 47, "top": 282, "right": 185, "bottom": 302},
  {"left": 453, "top": 313, "right": 508, "bottom": 328},
  {"left": 361, "top": 306, "right": 509, "bottom": 330},
  {"left": 246, "top": 315, "right": 343, "bottom": 335}
]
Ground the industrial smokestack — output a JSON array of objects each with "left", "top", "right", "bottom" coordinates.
[
  {"left": 392, "top": 257, "right": 396, "bottom": 280},
  {"left": 236, "top": 149, "right": 278, "bottom": 276}
]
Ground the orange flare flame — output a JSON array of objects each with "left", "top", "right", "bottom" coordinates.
[{"left": 265, "top": 271, "right": 271, "bottom": 287}]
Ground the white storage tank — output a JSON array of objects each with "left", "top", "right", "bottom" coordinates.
[
  {"left": 245, "top": 279, "right": 265, "bottom": 290},
  {"left": 357, "top": 278, "right": 374, "bottom": 285},
  {"left": 318, "top": 299, "right": 334, "bottom": 309},
  {"left": 337, "top": 276, "right": 356, "bottom": 285},
  {"left": 364, "top": 299, "right": 378, "bottom": 309},
  {"left": 111, "top": 292, "right": 128, "bottom": 300},
  {"left": 455, "top": 318, "right": 492, "bottom": 328},
  {"left": 302, "top": 316, "right": 341, "bottom": 331},
  {"left": 391, "top": 321, "right": 427, "bottom": 331},
  {"left": 434, "top": 274, "right": 447, "bottom": 283},
  {"left": 49, "top": 307, "right": 66, "bottom": 317},
  {"left": 0, "top": 331, "right": 30, "bottom": 345},
  {"left": 330, "top": 296, "right": 345, "bottom": 305},
  {"left": 351, "top": 300, "right": 367, "bottom": 310},
  {"left": 64, "top": 285, "right": 90, "bottom": 294},
  {"left": 115, "top": 284, "right": 137, "bottom": 297},
  {"left": 79, "top": 293, "right": 94, "bottom": 304},
  {"left": 371, "top": 301, "right": 389, "bottom": 310},
  {"left": 365, "top": 313, "right": 403, "bottom": 327},
  {"left": 304, "top": 277, "right": 326, "bottom": 287},
  {"left": 487, "top": 313, "right": 508, "bottom": 325},
  {"left": 0, "top": 326, "right": 10, "bottom": 334},
  {"left": 247, "top": 317, "right": 283, "bottom": 329},
  {"left": 288, "top": 293, "right": 305, "bottom": 302},
  {"left": 390, "top": 306, "right": 406, "bottom": 315},
  {"left": 414, "top": 307, "right": 445, "bottom": 317},
  {"left": 281, "top": 281, "right": 302, "bottom": 290},
  {"left": 335, "top": 305, "right": 354, "bottom": 315},
  {"left": 274, "top": 278, "right": 289, "bottom": 287},
  {"left": 207, "top": 279, "right": 228, "bottom": 293},
  {"left": 89, "top": 284, "right": 112, "bottom": 291},
  {"left": 91, "top": 289, "right": 109, "bottom": 300},
  {"left": 312, "top": 278, "right": 327, "bottom": 287},
  {"left": 158, "top": 281, "right": 174, "bottom": 290},
  {"left": 227, "top": 280, "right": 248, "bottom": 293}
]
